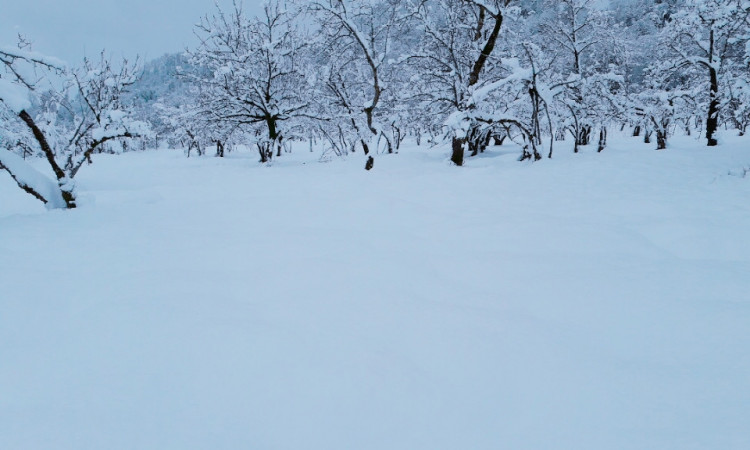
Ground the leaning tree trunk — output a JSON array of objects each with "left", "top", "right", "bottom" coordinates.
[
  {"left": 450, "top": 6, "right": 504, "bottom": 167},
  {"left": 360, "top": 140, "right": 370, "bottom": 155},
  {"left": 18, "top": 110, "right": 77, "bottom": 209}
]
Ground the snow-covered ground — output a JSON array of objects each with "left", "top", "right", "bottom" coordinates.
[{"left": 1, "top": 134, "right": 749, "bottom": 449}]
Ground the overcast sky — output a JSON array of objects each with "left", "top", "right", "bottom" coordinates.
[{"left": 0, "top": 0, "right": 264, "bottom": 64}]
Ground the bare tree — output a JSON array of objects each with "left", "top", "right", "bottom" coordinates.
[
  {"left": 1, "top": 45, "right": 147, "bottom": 209},
  {"left": 662, "top": 0, "right": 750, "bottom": 146},
  {"left": 407, "top": 0, "right": 542, "bottom": 166},
  {"left": 309, "top": 0, "right": 409, "bottom": 156},
  {"left": 189, "top": 0, "right": 310, "bottom": 163},
  {"left": 538, "top": 0, "right": 623, "bottom": 153}
]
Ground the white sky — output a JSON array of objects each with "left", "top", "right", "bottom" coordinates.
[{"left": 0, "top": 0, "right": 264, "bottom": 64}]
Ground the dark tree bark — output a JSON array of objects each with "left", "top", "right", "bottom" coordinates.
[
  {"left": 597, "top": 127, "right": 607, "bottom": 153},
  {"left": 577, "top": 125, "right": 591, "bottom": 146},
  {"left": 706, "top": 66, "right": 719, "bottom": 146},
  {"left": 18, "top": 110, "right": 76, "bottom": 208},
  {"left": 0, "top": 162, "right": 51, "bottom": 205},
  {"left": 651, "top": 116, "right": 669, "bottom": 150},
  {"left": 451, "top": 137, "right": 466, "bottom": 167},
  {"left": 257, "top": 144, "right": 270, "bottom": 163},
  {"left": 257, "top": 115, "right": 282, "bottom": 163},
  {"left": 468, "top": 8, "right": 504, "bottom": 87},
  {"left": 452, "top": 4, "right": 506, "bottom": 166},
  {"left": 18, "top": 111, "right": 65, "bottom": 180},
  {"left": 655, "top": 130, "right": 667, "bottom": 150}
]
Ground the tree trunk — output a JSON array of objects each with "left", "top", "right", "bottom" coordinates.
[
  {"left": 468, "top": 127, "right": 481, "bottom": 157},
  {"left": 60, "top": 185, "right": 76, "bottom": 209},
  {"left": 448, "top": 8, "right": 504, "bottom": 168},
  {"left": 652, "top": 117, "right": 669, "bottom": 150},
  {"left": 577, "top": 125, "right": 591, "bottom": 146},
  {"left": 18, "top": 109, "right": 77, "bottom": 209},
  {"left": 260, "top": 116, "right": 280, "bottom": 163},
  {"left": 597, "top": 127, "right": 607, "bottom": 153},
  {"left": 451, "top": 136, "right": 465, "bottom": 166},
  {"left": 706, "top": 67, "right": 719, "bottom": 147},
  {"left": 656, "top": 130, "right": 667, "bottom": 150},
  {"left": 257, "top": 142, "right": 270, "bottom": 163}
]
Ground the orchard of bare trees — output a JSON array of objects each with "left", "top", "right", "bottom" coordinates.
[{"left": 3, "top": 0, "right": 750, "bottom": 207}]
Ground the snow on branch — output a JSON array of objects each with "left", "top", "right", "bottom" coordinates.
[{"left": 0, "top": 148, "right": 65, "bottom": 208}]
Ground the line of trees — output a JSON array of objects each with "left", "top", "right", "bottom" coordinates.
[
  {"left": 2, "top": 0, "right": 750, "bottom": 208},
  {"left": 169, "top": 0, "right": 750, "bottom": 165}
]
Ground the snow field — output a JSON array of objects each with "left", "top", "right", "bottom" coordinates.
[{"left": 1, "top": 134, "right": 750, "bottom": 449}]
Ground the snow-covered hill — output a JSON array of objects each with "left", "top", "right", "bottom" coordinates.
[{"left": 1, "top": 135, "right": 749, "bottom": 449}]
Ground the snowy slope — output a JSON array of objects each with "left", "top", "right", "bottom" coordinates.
[{"left": 1, "top": 134, "right": 749, "bottom": 449}]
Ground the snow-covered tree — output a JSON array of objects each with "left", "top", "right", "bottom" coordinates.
[
  {"left": 406, "top": 0, "right": 546, "bottom": 165},
  {"left": 727, "top": 77, "right": 750, "bottom": 135},
  {"left": 308, "top": 0, "right": 410, "bottom": 156},
  {"left": 189, "top": 0, "right": 310, "bottom": 163},
  {"left": 660, "top": 0, "right": 750, "bottom": 146},
  {"left": 124, "top": 53, "right": 199, "bottom": 149},
  {"left": 535, "top": 0, "right": 625, "bottom": 153},
  {"left": 1, "top": 44, "right": 148, "bottom": 209}
]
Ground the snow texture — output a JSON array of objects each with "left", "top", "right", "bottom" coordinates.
[
  {"left": 1, "top": 134, "right": 750, "bottom": 449},
  {"left": 0, "top": 45, "right": 66, "bottom": 69},
  {"left": 0, "top": 78, "right": 31, "bottom": 113}
]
